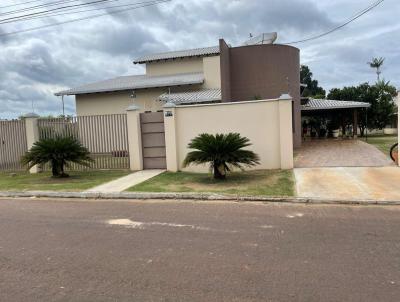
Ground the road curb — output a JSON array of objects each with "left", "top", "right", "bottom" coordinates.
[{"left": 0, "top": 191, "right": 399, "bottom": 206}]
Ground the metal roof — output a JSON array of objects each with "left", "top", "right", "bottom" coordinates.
[
  {"left": 302, "top": 99, "right": 371, "bottom": 111},
  {"left": 159, "top": 89, "right": 221, "bottom": 105},
  {"left": 134, "top": 46, "right": 220, "bottom": 64},
  {"left": 55, "top": 72, "right": 204, "bottom": 96}
]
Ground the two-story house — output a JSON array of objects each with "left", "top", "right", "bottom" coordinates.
[{"left": 56, "top": 35, "right": 302, "bottom": 147}]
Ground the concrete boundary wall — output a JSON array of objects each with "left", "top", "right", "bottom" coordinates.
[
  {"left": 5, "top": 97, "right": 294, "bottom": 173},
  {"left": 163, "top": 95, "right": 294, "bottom": 172}
]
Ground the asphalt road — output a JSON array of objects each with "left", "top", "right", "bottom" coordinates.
[{"left": 0, "top": 198, "right": 399, "bottom": 302}]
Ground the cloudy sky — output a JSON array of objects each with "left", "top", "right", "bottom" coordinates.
[{"left": 0, "top": 0, "right": 399, "bottom": 118}]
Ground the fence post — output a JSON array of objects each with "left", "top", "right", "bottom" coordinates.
[
  {"left": 163, "top": 102, "right": 179, "bottom": 172},
  {"left": 278, "top": 94, "right": 294, "bottom": 169},
  {"left": 24, "top": 113, "right": 40, "bottom": 174},
  {"left": 126, "top": 105, "right": 143, "bottom": 171}
]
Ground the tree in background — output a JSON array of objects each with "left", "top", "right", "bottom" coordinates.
[
  {"left": 368, "top": 57, "right": 385, "bottom": 81},
  {"left": 300, "top": 65, "right": 326, "bottom": 98},
  {"left": 328, "top": 81, "right": 397, "bottom": 136}
]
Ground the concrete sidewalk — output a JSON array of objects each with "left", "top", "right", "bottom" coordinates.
[
  {"left": 86, "top": 169, "right": 165, "bottom": 193},
  {"left": 295, "top": 167, "right": 400, "bottom": 201}
]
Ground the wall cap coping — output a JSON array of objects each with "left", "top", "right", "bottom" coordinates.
[
  {"left": 278, "top": 94, "right": 292, "bottom": 101},
  {"left": 23, "top": 112, "right": 39, "bottom": 118},
  {"left": 126, "top": 104, "right": 141, "bottom": 111},
  {"left": 174, "top": 98, "right": 281, "bottom": 109},
  {"left": 163, "top": 102, "right": 177, "bottom": 108}
]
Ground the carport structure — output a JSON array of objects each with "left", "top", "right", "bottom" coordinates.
[
  {"left": 301, "top": 98, "right": 370, "bottom": 138},
  {"left": 294, "top": 98, "right": 395, "bottom": 168}
]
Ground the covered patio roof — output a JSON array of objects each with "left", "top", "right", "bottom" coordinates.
[{"left": 301, "top": 98, "right": 370, "bottom": 112}]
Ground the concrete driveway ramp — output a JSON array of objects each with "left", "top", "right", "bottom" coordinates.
[{"left": 295, "top": 167, "right": 400, "bottom": 201}]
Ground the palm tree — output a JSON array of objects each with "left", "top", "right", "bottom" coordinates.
[
  {"left": 22, "top": 136, "right": 93, "bottom": 178},
  {"left": 183, "top": 133, "right": 260, "bottom": 180},
  {"left": 368, "top": 57, "right": 385, "bottom": 81}
]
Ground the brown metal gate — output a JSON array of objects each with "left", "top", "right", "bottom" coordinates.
[
  {"left": 140, "top": 112, "right": 166, "bottom": 169},
  {"left": 0, "top": 120, "right": 28, "bottom": 171}
]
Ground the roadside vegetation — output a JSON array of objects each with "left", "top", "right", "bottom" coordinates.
[
  {"left": 183, "top": 133, "right": 260, "bottom": 180},
  {"left": 127, "top": 170, "right": 295, "bottom": 197},
  {"left": 0, "top": 170, "right": 130, "bottom": 192},
  {"left": 22, "top": 136, "right": 93, "bottom": 178},
  {"left": 361, "top": 135, "right": 398, "bottom": 158}
]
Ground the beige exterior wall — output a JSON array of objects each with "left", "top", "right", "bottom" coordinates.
[
  {"left": 75, "top": 83, "right": 210, "bottom": 116},
  {"left": 24, "top": 115, "right": 41, "bottom": 173},
  {"left": 145, "top": 55, "right": 221, "bottom": 88},
  {"left": 203, "top": 56, "right": 221, "bottom": 89},
  {"left": 75, "top": 55, "right": 222, "bottom": 116},
  {"left": 145, "top": 58, "right": 203, "bottom": 76},
  {"left": 76, "top": 89, "right": 167, "bottom": 116},
  {"left": 164, "top": 98, "right": 293, "bottom": 173}
]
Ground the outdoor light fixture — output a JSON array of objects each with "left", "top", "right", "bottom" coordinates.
[{"left": 129, "top": 91, "right": 136, "bottom": 99}]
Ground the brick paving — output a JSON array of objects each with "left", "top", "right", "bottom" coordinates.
[{"left": 294, "top": 139, "right": 394, "bottom": 168}]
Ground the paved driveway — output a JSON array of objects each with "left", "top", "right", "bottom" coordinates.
[
  {"left": 295, "top": 139, "right": 393, "bottom": 168},
  {"left": 1, "top": 198, "right": 400, "bottom": 301},
  {"left": 295, "top": 167, "right": 400, "bottom": 201}
]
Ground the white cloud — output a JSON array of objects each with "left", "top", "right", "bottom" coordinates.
[{"left": 0, "top": 0, "right": 398, "bottom": 118}]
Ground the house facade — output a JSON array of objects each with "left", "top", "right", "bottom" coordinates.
[
  {"left": 56, "top": 37, "right": 302, "bottom": 147},
  {"left": 57, "top": 46, "right": 222, "bottom": 115}
]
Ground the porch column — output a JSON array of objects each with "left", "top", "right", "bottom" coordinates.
[
  {"left": 353, "top": 108, "right": 358, "bottom": 138},
  {"left": 341, "top": 115, "right": 346, "bottom": 138},
  {"left": 24, "top": 113, "right": 41, "bottom": 174},
  {"left": 126, "top": 105, "right": 143, "bottom": 171},
  {"left": 278, "top": 94, "right": 294, "bottom": 169},
  {"left": 163, "top": 102, "right": 179, "bottom": 172}
]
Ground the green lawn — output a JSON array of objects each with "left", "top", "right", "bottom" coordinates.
[
  {"left": 360, "top": 135, "right": 397, "bottom": 158},
  {"left": 0, "top": 170, "right": 130, "bottom": 192},
  {"left": 127, "top": 170, "right": 295, "bottom": 197}
]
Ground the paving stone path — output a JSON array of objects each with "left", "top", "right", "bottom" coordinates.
[{"left": 295, "top": 139, "right": 394, "bottom": 168}]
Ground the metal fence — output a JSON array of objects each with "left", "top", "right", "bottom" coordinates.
[
  {"left": 0, "top": 120, "right": 28, "bottom": 171},
  {"left": 38, "top": 114, "right": 130, "bottom": 170}
]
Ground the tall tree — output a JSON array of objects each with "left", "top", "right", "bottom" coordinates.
[
  {"left": 368, "top": 57, "right": 385, "bottom": 81},
  {"left": 300, "top": 65, "right": 326, "bottom": 98}
]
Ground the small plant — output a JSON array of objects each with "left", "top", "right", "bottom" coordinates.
[
  {"left": 183, "top": 133, "right": 260, "bottom": 180},
  {"left": 21, "top": 136, "right": 93, "bottom": 178}
]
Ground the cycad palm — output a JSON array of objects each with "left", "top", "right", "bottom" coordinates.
[
  {"left": 183, "top": 133, "right": 260, "bottom": 179},
  {"left": 368, "top": 57, "right": 384, "bottom": 81},
  {"left": 22, "top": 136, "right": 93, "bottom": 177}
]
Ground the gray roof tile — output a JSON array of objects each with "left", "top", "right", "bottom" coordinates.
[
  {"left": 134, "top": 46, "right": 220, "bottom": 64},
  {"left": 55, "top": 72, "right": 204, "bottom": 96},
  {"left": 302, "top": 99, "right": 370, "bottom": 111},
  {"left": 159, "top": 89, "right": 221, "bottom": 105}
]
